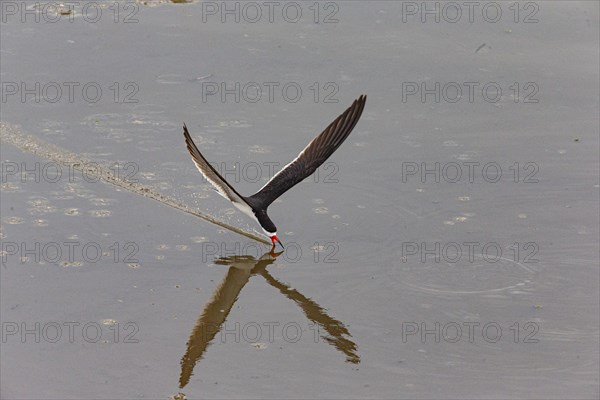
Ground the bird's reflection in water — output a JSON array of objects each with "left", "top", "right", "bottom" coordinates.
[{"left": 179, "top": 249, "right": 359, "bottom": 389}]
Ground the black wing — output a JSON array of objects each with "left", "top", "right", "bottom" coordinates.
[
  {"left": 183, "top": 124, "right": 252, "bottom": 210},
  {"left": 248, "top": 95, "right": 367, "bottom": 208}
]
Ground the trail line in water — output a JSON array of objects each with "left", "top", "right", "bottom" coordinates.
[{"left": 0, "top": 122, "right": 270, "bottom": 245}]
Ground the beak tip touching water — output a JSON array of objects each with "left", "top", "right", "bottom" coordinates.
[{"left": 271, "top": 235, "right": 284, "bottom": 249}]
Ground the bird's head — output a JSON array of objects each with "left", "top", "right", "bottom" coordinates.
[{"left": 270, "top": 233, "right": 284, "bottom": 249}]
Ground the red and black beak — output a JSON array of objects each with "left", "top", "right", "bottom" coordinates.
[{"left": 270, "top": 235, "right": 284, "bottom": 249}]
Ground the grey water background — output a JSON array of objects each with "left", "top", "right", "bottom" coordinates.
[{"left": 1, "top": 1, "right": 598, "bottom": 398}]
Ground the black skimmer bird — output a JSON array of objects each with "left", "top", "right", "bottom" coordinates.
[{"left": 183, "top": 94, "right": 367, "bottom": 249}]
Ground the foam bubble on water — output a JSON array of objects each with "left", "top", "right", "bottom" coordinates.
[
  {"left": 27, "top": 198, "right": 56, "bottom": 215},
  {"left": 89, "top": 209, "right": 112, "bottom": 218},
  {"left": 248, "top": 145, "right": 270, "bottom": 154},
  {"left": 1, "top": 182, "right": 21, "bottom": 192},
  {"left": 62, "top": 261, "right": 82, "bottom": 268},
  {"left": 89, "top": 198, "right": 114, "bottom": 207}
]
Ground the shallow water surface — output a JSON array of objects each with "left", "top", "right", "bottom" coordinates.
[{"left": 1, "top": 1, "right": 599, "bottom": 399}]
